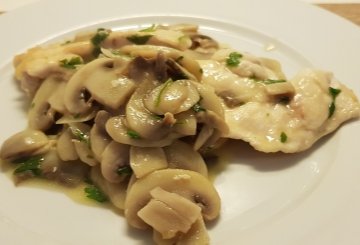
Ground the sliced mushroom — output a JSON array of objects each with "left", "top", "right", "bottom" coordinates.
[
  {"left": 47, "top": 80, "right": 67, "bottom": 114},
  {"left": 173, "top": 111, "right": 197, "bottom": 136},
  {"left": 164, "top": 140, "right": 208, "bottom": 176},
  {"left": 130, "top": 146, "right": 168, "bottom": 178},
  {"left": 64, "top": 57, "right": 136, "bottom": 114},
  {"left": 125, "top": 81, "right": 174, "bottom": 140},
  {"left": 138, "top": 187, "right": 202, "bottom": 239},
  {"left": 90, "top": 110, "right": 112, "bottom": 161},
  {"left": 0, "top": 129, "right": 51, "bottom": 160},
  {"left": 68, "top": 123, "right": 97, "bottom": 166},
  {"left": 189, "top": 34, "right": 219, "bottom": 55},
  {"left": 28, "top": 76, "right": 64, "bottom": 131},
  {"left": 101, "top": 141, "right": 130, "bottom": 183},
  {"left": 56, "top": 127, "right": 78, "bottom": 161},
  {"left": 153, "top": 217, "right": 209, "bottom": 245},
  {"left": 144, "top": 79, "right": 200, "bottom": 116},
  {"left": 55, "top": 109, "right": 98, "bottom": 124},
  {"left": 119, "top": 45, "right": 202, "bottom": 81},
  {"left": 124, "top": 169, "right": 221, "bottom": 229},
  {"left": 90, "top": 166, "right": 128, "bottom": 210},
  {"left": 106, "top": 116, "right": 180, "bottom": 147}
]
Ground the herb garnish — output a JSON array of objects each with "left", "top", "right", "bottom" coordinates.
[
  {"left": 155, "top": 78, "right": 173, "bottom": 107},
  {"left": 91, "top": 28, "right": 110, "bottom": 57},
  {"left": 139, "top": 24, "right": 157, "bottom": 32},
  {"left": 84, "top": 185, "right": 108, "bottom": 203},
  {"left": 175, "top": 56, "right": 184, "bottom": 62},
  {"left": 328, "top": 87, "right": 341, "bottom": 118},
  {"left": 192, "top": 102, "right": 206, "bottom": 113},
  {"left": 262, "top": 79, "right": 287, "bottom": 85},
  {"left": 70, "top": 127, "right": 90, "bottom": 147},
  {"left": 127, "top": 130, "right": 141, "bottom": 139},
  {"left": 126, "top": 34, "right": 153, "bottom": 45},
  {"left": 226, "top": 52, "right": 243, "bottom": 67},
  {"left": 13, "top": 155, "right": 44, "bottom": 176},
  {"left": 280, "top": 132, "right": 288, "bottom": 143},
  {"left": 117, "top": 165, "right": 133, "bottom": 176},
  {"left": 59, "top": 57, "right": 83, "bottom": 69}
]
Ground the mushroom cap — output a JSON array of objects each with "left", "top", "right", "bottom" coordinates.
[
  {"left": 124, "top": 168, "right": 221, "bottom": 229},
  {"left": 0, "top": 129, "right": 50, "bottom": 160}
]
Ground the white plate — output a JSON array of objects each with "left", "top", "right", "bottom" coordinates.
[{"left": 1, "top": 0, "right": 360, "bottom": 244}]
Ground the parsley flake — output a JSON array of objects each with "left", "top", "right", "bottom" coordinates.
[
  {"left": 91, "top": 28, "right": 111, "bottom": 57},
  {"left": 70, "top": 127, "right": 90, "bottom": 147},
  {"left": 127, "top": 130, "right": 141, "bottom": 139},
  {"left": 126, "top": 34, "right": 153, "bottom": 45},
  {"left": 280, "top": 132, "right": 288, "bottom": 143},
  {"left": 139, "top": 24, "right": 157, "bottom": 32},
  {"left": 13, "top": 155, "right": 44, "bottom": 176},
  {"left": 117, "top": 165, "right": 133, "bottom": 176},
  {"left": 226, "top": 52, "right": 243, "bottom": 67},
  {"left": 84, "top": 185, "right": 108, "bottom": 203},
  {"left": 59, "top": 57, "right": 83, "bottom": 69},
  {"left": 155, "top": 79, "right": 173, "bottom": 107},
  {"left": 262, "top": 79, "right": 287, "bottom": 85},
  {"left": 328, "top": 87, "right": 341, "bottom": 118},
  {"left": 192, "top": 102, "right": 206, "bottom": 113}
]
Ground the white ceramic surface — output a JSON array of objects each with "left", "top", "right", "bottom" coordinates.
[{"left": 0, "top": 0, "right": 359, "bottom": 244}]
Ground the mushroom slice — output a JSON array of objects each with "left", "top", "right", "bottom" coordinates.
[
  {"left": 55, "top": 109, "right": 98, "bottom": 124},
  {"left": 130, "top": 146, "right": 168, "bottom": 178},
  {"left": 138, "top": 187, "right": 202, "bottom": 239},
  {"left": 173, "top": 111, "right": 197, "bottom": 136},
  {"left": 90, "top": 110, "right": 112, "bottom": 161},
  {"left": 144, "top": 79, "right": 200, "bottom": 116},
  {"left": 125, "top": 81, "right": 174, "bottom": 140},
  {"left": 56, "top": 127, "right": 78, "bottom": 161},
  {"left": 119, "top": 45, "right": 202, "bottom": 81},
  {"left": 68, "top": 123, "right": 97, "bottom": 166},
  {"left": 101, "top": 141, "right": 130, "bottom": 183},
  {"left": 90, "top": 166, "right": 128, "bottom": 210},
  {"left": 164, "top": 140, "right": 208, "bottom": 176},
  {"left": 153, "top": 217, "right": 209, "bottom": 245},
  {"left": 106, "top": 116, "right": 180, "bottom": 147},
  {"left": 64, "top": 57, "right": 136, "bottom": 114},
  {"left": 47, "top": 80, "right": 67, "bottom": 114},
  {"left": 0, "top": 129, "right": 51, "bottom": 160},
  {"left": 29, "top": 76, "right": 64, "bottom": 131},
  {"left": 189, "top": 33, "right": 219, "bottom": 55},
  {"left": 124, "top": 169, "right": 220, "bottom": 229}
]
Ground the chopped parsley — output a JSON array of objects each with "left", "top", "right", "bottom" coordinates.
[
  {"left": 280, "top": 132, "right": 288, "bottom": 143},
  {"left": 126, "top": 34, "right": 153, "bottom": 45},
  {"left": 155, "top": 78, "right": 173, "bottom": 107},
  {"left": 139, "top": 24, "right": 157, "bottom": 32},
  {"left": 84, "top": 185, "right": 108, "bottom": 203},
  {"left": 127, "top": 130, "right": 141, "bottom": 139},
  {"left": 152, "top": 114, "right": 165, "bottom": 120},
  {"left": 91, "top": 28, "right": 111, "bottom": 57},
  {"left": 70, "top": 127, "right": 90, "bottom": 147},
  {"left": 13, "top": 155, "right": 44, "bottom": 176},
  {"left": 226, "top": 52, "right": 243, "bottom": 67},
  {"left": 175, "top": 56, "right": 184, "bottom": 62},
  {"left": 192, "top": 102, "right": 206, "bottom": 113},
  {"left": 328, "top": 87, "right": 342, "bottom": 118},
  {"left": 261, "top": 79, "right": 287, "bottom": 85},
  {"left": 59, "top": 57, "right": 83, "bottom": 69},
  {"left": 117, "top": 165, "right": 133, "bottom": 176}
]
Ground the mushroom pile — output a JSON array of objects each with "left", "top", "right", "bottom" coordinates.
[{"left": 1, "top": 24, "right": 359, "bottom": 244}]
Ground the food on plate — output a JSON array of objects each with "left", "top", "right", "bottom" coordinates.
[{"left": 1, "top": 23, "right": 359, "bottom": 244}]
